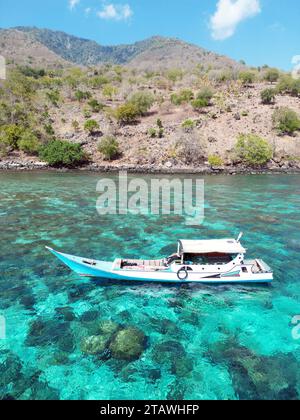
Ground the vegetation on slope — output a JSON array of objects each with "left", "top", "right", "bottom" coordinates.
[{"left": 0, "top": 58, "right": 299, "bottom": 169}]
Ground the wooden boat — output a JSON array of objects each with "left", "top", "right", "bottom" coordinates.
[{"left": 46, "top": 234, "right": 273, "bottom": 284}]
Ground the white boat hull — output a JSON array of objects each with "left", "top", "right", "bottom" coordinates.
[{"left": 46, "top": 247, "right": 273, "bottom": 285}]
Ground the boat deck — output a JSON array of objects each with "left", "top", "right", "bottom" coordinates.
[{"left": 113, "top": 258, "right": 168, "bottom": 271}]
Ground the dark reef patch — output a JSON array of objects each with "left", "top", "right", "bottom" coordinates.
[
  {"left": 206, "top": 337, "right": 299, "bottom": 400},
  {"left": 25, "top": 318, "right": 75, "bottom": 353}
]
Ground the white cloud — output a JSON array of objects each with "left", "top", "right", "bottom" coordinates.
[
  {"left": 69, "top": 0, "right": 80, "bottom": 10},
  {"left": 210, "top": 0, "right": 261, "bottom": 40},
  {"left": 85, "top": 7, "right": 92, "bottom": 16},
  {"left": 97, "top": 3, "right": 133, "bottom": 21}
]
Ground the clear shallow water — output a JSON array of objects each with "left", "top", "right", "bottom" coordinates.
[{"left": 0, "top": 172, "right": 299, "bottom": 400}]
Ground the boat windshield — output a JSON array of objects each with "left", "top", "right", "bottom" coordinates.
[{"left": 184, "top": 253, "right": 237, "bottom": 265}]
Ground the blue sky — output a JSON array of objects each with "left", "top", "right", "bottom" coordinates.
[{"left": 0, "top": 0, "right": 299, "bottom": 70}]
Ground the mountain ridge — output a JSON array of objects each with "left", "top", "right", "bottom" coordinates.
[{"left": 0, "top": 26, "right": 243, "bottom": 71}]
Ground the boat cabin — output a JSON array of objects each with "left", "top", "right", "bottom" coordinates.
[{"left": 176, "top": 239, "right": 246, "bottom": 267}]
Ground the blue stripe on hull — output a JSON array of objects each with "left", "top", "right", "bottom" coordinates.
[{"left": 83, "top": 275, "right": 273, "bottom": 285}]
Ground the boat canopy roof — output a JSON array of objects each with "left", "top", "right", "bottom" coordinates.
[{"left": 178, "top": 239, "right": 246, "bottom": 255}]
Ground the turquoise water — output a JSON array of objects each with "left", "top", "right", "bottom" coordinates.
[{"left": 0, "top": 172, "right": 299, "bottom": 400}]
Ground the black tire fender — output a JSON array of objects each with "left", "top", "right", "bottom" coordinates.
[{"left": 177, "top": 267, "right": 189, "bottom": 281}]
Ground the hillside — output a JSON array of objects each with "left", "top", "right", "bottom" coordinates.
[
  {"left": 0, "top": 27, "right": 299, "bottom": 173},
  {"left": 0, "top": 29, "right": 70, "bottom": 68},
  {"left": 3, "top": 27, "right": 243, "bottom": 71}
]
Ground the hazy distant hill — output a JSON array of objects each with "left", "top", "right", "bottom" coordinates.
[
  {"left": 0, "top": 28, "right": 70, "bottom": 68},
  {"left": 0, "top": 26, "right": 243, "bottom": 71}
]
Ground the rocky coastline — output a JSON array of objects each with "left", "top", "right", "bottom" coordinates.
[{"left": 0, "top": 159, "right": 300, "bottom": 175}]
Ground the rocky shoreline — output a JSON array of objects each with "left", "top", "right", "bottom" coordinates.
[{"left": 1, "top": 159, "right": 300, "bottom": 175}]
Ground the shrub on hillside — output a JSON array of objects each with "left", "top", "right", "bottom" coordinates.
[
  {"left": 0, "top": 141, "right": 9, "bottom": 157},
  {"left": 128, "top": 91, "right": 155, "bottom": 115},
  {"left": 18, "top": 130, "right": 40, "bottom": 154},
  {"left": 0, "top": 124, "right": 23, "bottom": 149},
  {"left": 148, "top": 128, "right": 157, "bottom": 138},
  {"left": 39, "top": 140, "right": 87, "bottom": 167},
  {"left": 84, "top": 119, "right": 100, "bottom": 135},
  {"left": 175, "top": 132, "right": 206, "bottom": 165},
  {"left": 18, "top": 66, "right": 46, "bottom": 79},
  {"left": 89, "top": 76, "right": 109, "bottom": 89},
  {"left": 208, "top": 155, "right": 224, "bottom": 167},
  {"left": 191, "top": 87, "right": 214, "bottom": 110},
  {"left": 239, "top": 71, "right": 256, "bottom": 85},
  {"left": 103, "top": 84, "right": 117, "bottom": 100},
  {"left": 289, "top": 79, "right": 300, "bottom": 97},
  {"left": 156, "top": 119, "right": 163, "bottom": 129},
  {"left": 75, "top": 90, "right": 92, "bottom": 102},
  {"left": 88, "top": 99, "right": 104, "bottom": 113},
  {"left": 191, "top": 98, "right": 209, "bottom": 111},
  {"left": 166, "top": 69, "right": 183, "bottom": 83},
  {"left": 272, "top": 107, "right": 300, "bottom": 135},
  {"left": 235, "top": 134, "right": 273, "bottom": 166},
  {"left": 263, "top": 68, "right": 280, "bottom": 83},
  {"left": 181, "top": 119, "right": 195, "bottom": 130},
  {"left": 44, "top": 123, "right": 55, "bottom": 137},
  {"left": 5, "top": 69, "right": 37, "bottom": 102},
  {"left": 196, "top": 87, "right": 214, "bottom": 103},
  {"left": 171, "top": 90, "right": 194, "bottom": 106},
  {"left": 261, "top": 88, "right": 276, "bottom": 104},
  {"left": 276, "top": 76, "right": 300, "bottom": 97},
  {"left": 46, "top": 90, "right": 60, "bottom": 107},
  {"left": 97, "top": 136, "right": 120, "bottom": 161},
  {"left": 115, "top": 102, "right": 139, "bottom": 124}
]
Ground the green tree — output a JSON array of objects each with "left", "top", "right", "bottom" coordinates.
[
  {"left": 239, "top": 71, "right": 256, "bottom": 85},
  {"left": 264, "top": 68, "right": 280, "bottom": 83},
  {"left": 272, "top": 107, "right": 300, "bottom": 135},
  {"left": 115, "top": 103, "right": 139, "bottom": 124},
  {"left": 191, "top": 87, "right": 214, "bottom": 110},
  {"left": 128, "top": 91, "right": 155, "bottom": 116},
  {"left": 261, "top": 88, "right": 276, "bottom": 104},
  {"left": 18, "top": 130, "right": 40, "bottom": 154},
  {"left": 0, "top": 124, "right": 23, "bottom": 149},
  {"left": 191, "top": 98, "right": 209, "bottom": 111},
  {"left": 18, "top": 66, "right": 46, "bottom": 79},
  {"left": 84, "top": 119, "right": 100, "bottom": 135},
  {"left": 88, "top": 99, "right": 104, "bottom": 113},
  {"left": 166, "top": 69, "right": 183, "bottom": 83},
  {"left": 98, "top": 136, "right": 120, "bottom": 160},
  {"left": 4, "top": 69, "right": 37, "bottom": 102},
  {"left": 171, "top": 89, "right": 194, "bottom": 106},
  {"left": 39, "top": 140, "right": 87, "bottom": 167},
  {"left": 235, "top": 134, "right": 273, "bottom": 166}
]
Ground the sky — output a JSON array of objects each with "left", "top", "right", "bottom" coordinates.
[{"left": 0, "top": 0, "right": 299, "bottom": 70}]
